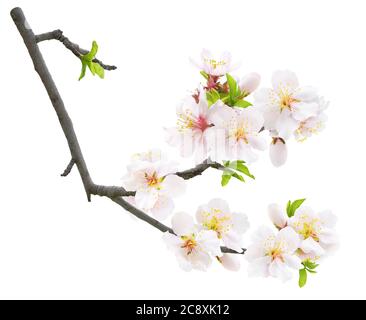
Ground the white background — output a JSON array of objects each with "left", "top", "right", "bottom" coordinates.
[{"left": 0, "top": 0, "right": 365, "bottom": 299}]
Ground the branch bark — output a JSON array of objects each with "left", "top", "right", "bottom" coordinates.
[{"left": 11, "top": 7, "right": 245, "bottom": 256}]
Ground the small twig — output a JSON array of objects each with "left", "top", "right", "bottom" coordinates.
[
  {"left": 35, "top": 29, "right": 117, "bottom": 71},
  {"left": 60, "top": 158, "right": 76, "bottom": 177}
]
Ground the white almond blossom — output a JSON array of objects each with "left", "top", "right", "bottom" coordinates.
[
  {"left": 196, "top": 198, "right": 250, "bottom": 253},
  {"left": 122, "top": 150, "right": 186, "bottom": 220},
  {"left": 254, "top": 70, "right": 321, "bottom": 140},
  {"left": 165, "top": 92, "right": 226, "bottom": 163},
  {"left": 289, "top": 206, "right": 339, "bottom": 258},
  {"left": 294, "top": 112, "right": 327, "bottom": 142},
  {"left": 246, "top": 226, "right": 302, "bottom": 281},
  {"left": 209, "top": 107, "right": 266, "bottom": 163},
  {"left": 190, "top": 49, "right": 237, "bottom": 76},
  {"left": 163, "top": 212, "right": 222, "bottom": 271},
  {"left": 239, "top": 72, "right": 261, "bottom": 96}
]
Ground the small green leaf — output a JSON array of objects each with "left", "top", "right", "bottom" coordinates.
[
  {"left": 221, "top": 171, "right": 232, "bottom": 186},
  {"left": 78, "top": 60, "right": 87, "bottom": 81},
  {"left": 287, "top": 198, "right": 306, "bottom": 217},
  {"left": 226, "top": 73, "right": 239, "bottom": 103},
  {"left": 78, "top": 41, "right": 105, "bottom": 80},
  {"left": 286, "top": 200, "right": 291, "bottom": 215},
  {"left": 84, "top": 40, "right": 98, "bottom": 61},
  {"left": 200, "top": 71, "right": 209, "bottom": 80},
  {"left": 206, "top": 89, "right": 220, "bottom": 106},
  {"left": 93, "top": 62, "right": 105, "bottom": 79},
  {"left": 231, "top": 171, "right": 245, "bottom": 182},
  {"left": 299, "top": 269, "right": 307, "bottom": 288},
  {"left": 225, "top": 161, "right": 255, "bottom": 179},
  {"left": 303, "top": 260, "right": 319, "bottom": 270},
  {"left": 234, "top": 100, "right": 252, "bottom": 108}
]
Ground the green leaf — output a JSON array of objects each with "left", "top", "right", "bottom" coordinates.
[
  {"left": 299, "top": 269, "right": 307, "bottom": 288},
  {"left": 200, "top": 71, "right": 209, "bottom": 80},
  {"left": 78, "top": 41, "right": 105, "bottom": 80},
  {"left": 225, "top": 161, "right": 255, "bottom": 179},
  {"left": 286, "top": 198, "right": 306, "bottom": 217},
  {"left": 78, "top": 60, "right": 87, "bottom": 81},
  {"left": 226, "top": 73, "right": 239, "bottom": 103},
  {"left": 234, "top": 100, "right": 252, "bottom": 108},
  {"left": 221, "top": 171, "right": 232, "bottom": 186},
  {"left": 84, "top": 40, "right": 98, "bottom": 61},
  {"left": 221, "top": 168, "right": 245, "bottom": 186},
  {"left": 286, "top": 200, "right": 291, "bottom": 215},
  {"left": 231, "top": 171, "right": 245, "bottom": 182},
  {"left": 206, "top": 89, "right": 220, "bottom": 106},
  {"left": 303, "top": 260, "right": 319, "bottom": 270},
  {"left": 93, "top": 62, "right": 105, "bottom": 79}
]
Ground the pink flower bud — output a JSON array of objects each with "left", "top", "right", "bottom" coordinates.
[
  {"left": 239, "top": 72, "right": 261, "bottom": 94},
  {"left": 269, "top": 138, "right": 287, "bottom": 167}
]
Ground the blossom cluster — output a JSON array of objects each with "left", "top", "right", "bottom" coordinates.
[
  {"left": 120, "top": 50, "right": 336, "bottom": 287},
  {"left": 246, "top": 200, "right": 338, "bottom": 286},
  {"left": 166, "top": 49, "right": 328, "bottom": 167},
  {"left": 163, "top": 198, "right": 249, "bottom": 271}
]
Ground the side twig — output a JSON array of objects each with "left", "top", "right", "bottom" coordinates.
[
  {"left": 35, "top": 29, "right": 117, "bottom": 70},
  {"left": 60, "top": 158, "right": 76, "bottom": 177}
]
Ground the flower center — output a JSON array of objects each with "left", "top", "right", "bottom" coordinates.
[
  {"left": 145, "top": 172, "right": 161, "bottom": 188},
  {"left": 268, "top": 247, "right": 285, "bottom": 262},
  {"left": 196, "top": 115, "right": 209, "bottom": 131},
  {"left": 265, "top": 238, "right": 286, "bottom": 262},
  {"left": 234, "top": 127, "right": 248, "bottom": 143},
  {"left": 177, "top": 111, "right": 209, "bottom": 132},
  {"left": 204, "top": 58, "right": 226, "bottom": 70},
  {"left": 278, "top": 87, "right": 299, "bottom": 111},
  {"left": 202, "top": 209, "right": 231, "bottom": 238},
  {"left": 181, "top": 236, "right": 197, "bottom": 255},
  {"left": 299, "top": 222, "right": 320, "bottom": 242}
]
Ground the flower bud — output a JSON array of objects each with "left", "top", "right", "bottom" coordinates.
[
  {"left": 239, "top": 72, "right": 261, "bottom": 94},
  {"left": 268, "top": 203, "right": 287, "bottom": 229},
  {"left": 269, "top": 137, "right": 287, "bottom": 167}
]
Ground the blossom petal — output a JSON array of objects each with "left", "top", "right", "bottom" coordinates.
[
  {"left": 135, "top": 188, "right": 159, "bottom": 210},
  {"left": 248, "top": 256, "right": 271, "bottom": 277},
  {"left": 277, "top": 227, "right": 300, "bottom": 253},
  {"left": 272, "top": 70, "right": 299, "bottom": 91},
  {"left": 318, "top": 210, "right": 338, "bottom": 228},
  {"left": 150, "top": 196, "right": 174, "bottom": 221},
  {"left": 276, "top": 112, "right": 299, "bottom": 139},
  {"left": 207, "top": 198, "right": 230, "bottom": 213},
  {"left": 231, "top": 212, "right": 250, "bottom": 234},
  {"left": 223, "top": 230, "right": 243, "bottom": 253},
  {"left": 248, "top": 134, "right": 267, "bottom": 151},
  {"left": 301, "top": 237, "right": 325, "bottom": 256},
  {"left": 283, "top": 254, "right": 303, "bottom": 270},
  {"left": 292, "top": 102, "right": 319, "bottom": 121},
  {"left": 269, "top": 259, "right": 293, "bottom": 282},
  {"left": 198, "top": 230, "right": 222, "bottom": 257},
  {"left": 171, "top": 212, "right": 195, "bottom": 236},
  {"left": 293, "top": 86, "right": 318, "bottom": 102},
  {"left": 162, "top": 175, "right": 186, "bottom": 198}
]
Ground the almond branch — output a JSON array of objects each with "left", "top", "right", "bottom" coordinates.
[{"left": 11, "top": 7, "right": 245, "bottom": 255}]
